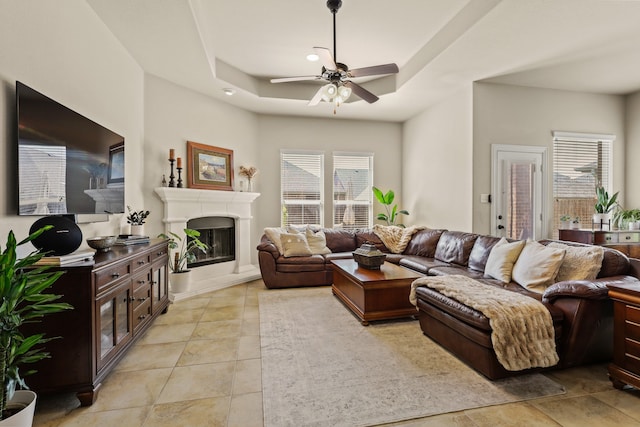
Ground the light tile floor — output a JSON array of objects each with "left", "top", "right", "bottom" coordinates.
[{"left": 33, "top": 279, "right": 640, "bottom": 427}]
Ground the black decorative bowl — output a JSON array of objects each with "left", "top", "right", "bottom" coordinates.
[{"left": 353, "top": 243, "right": 386, "bottom": 269}]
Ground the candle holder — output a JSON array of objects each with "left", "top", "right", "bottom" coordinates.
[
  {"left": 168, "top": 159, "right": 176, "bottom": 187},
  {"left": 177, "top": 166, "right": 183, "bottom": 188}
]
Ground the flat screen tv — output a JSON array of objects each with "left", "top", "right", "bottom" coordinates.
[{"left": 16, "top": 81, "right": 125, "bottom": 216}]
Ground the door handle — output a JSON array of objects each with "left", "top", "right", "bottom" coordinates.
[{"left": 497, "top": 225, "right": 505, "bottom": 230}]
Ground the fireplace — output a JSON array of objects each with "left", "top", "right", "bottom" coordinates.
[
  {"left": 187, "top": 216, "right": 235, "bottom": 267},
  {"left": 154, "top": 187, "right": 260, "bottom": 300}
]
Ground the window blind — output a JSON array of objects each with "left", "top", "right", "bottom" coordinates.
[
  {"left": 332, "top": 153, "right": 373, "bottom": 229},
  {"left": 553, "top": 136, "right": 612, "bottom": 198},
  {"left": 280, "top": 151, "right": 324, "bottom": 227}
]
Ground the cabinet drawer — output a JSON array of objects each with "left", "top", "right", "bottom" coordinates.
[
  {"left": 133, "top": 298, "right": 152, "bottom": 330},
  {"left": 132, "top": 282, "right": 151, "bottom": 311},
  {"left": 95, "top": 262, "right": 130, "bottom": 292},
  {"left": 594, "top": 233, "right": 618, "bottom": 244},
  {"left": 132, "top": 271, "right": 150, "bottom": 291},
  {"left": 626, "top": 337, "right": 640, "bottom": 359},
  {"left": 151, "top": 246, "right": 169, "bottom": 263},
  {"left": 132, "top": 253, "right": 152, "bottom": 272},
  {"left": 619, "top": 232, "right": 640, "bottom": 243}
]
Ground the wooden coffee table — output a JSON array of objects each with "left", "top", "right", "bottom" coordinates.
[{"left": 330, "top": 258, "right": 424, "bottom": 325}]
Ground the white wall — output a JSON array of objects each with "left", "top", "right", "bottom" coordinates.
[
  {"left": 255, "top": 115, "right": 402, "bottom": 235},
  {"left": 403, "top": 85, "right": 474, "bottom": 231},
  {"left": 143, "top": 75, "right": 258, "bottom": 243},
  {"left": 626, "top": 91, "right": 640, "bottom": 208},
  {"left": 0, "top": 0, "right": 143, "bottom": 249},
  {"left": 472, "top": 82, "right": 626, "bottom": 237}
]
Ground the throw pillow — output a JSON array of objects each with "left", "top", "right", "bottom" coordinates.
[
  {"left": 484, "top": 238, "right": 526, "bottom": 282},
  {"left": 281, "top": 232, "right": 312, "bottom": 258},
  {"left": 306, "top": 228, "right": 331, "bottom": 255},
  {"left": 264, "top": 227, "right": 287, "bottom": 255},
  {"left": 372, "top": 224, "right": 426, "bottom": 254},
  {"left": 512, "top": 240, "right": 566, "bottom": 293},
  {"left": 547, "top": 242, "right": 604, "bottom": 282}
]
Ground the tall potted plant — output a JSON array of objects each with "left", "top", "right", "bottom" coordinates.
[
  {"left": 0, "top": 227, "right": 72, "bottom": 425},
  {"left": 372, "top": 187, "right": 410, "bottom": 227},
  {"left": 594, "top": 186, "right": 619, "bottom": 225},
  {"left": 157, "top": 229, "right": 208, "bottom": 293}
]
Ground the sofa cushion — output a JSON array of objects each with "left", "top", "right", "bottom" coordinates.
[
  {"left": 428, "top": 265, "right": 486, "bottom": 280},
  {"left": 598, "top": 247, "right": 630, "bottom": 277},
  {"left": 399, "top": 256, "right": 450, "bottom": 275},
  {"left": 324, "top": 229, "right": 357, "bottom": 253},
  {"left": 484, "top": 238, "right": 525, "bottom": 282},
  {"left": 434, "top": 231, "right": 479, "bottom": 266},
  {"left": 547, "top": 242, "right": 604, "bottom": 282},
  {"left": 264, "top": 227, "right": 287, "bottom": 255},
  {"left": 281, "top": 232, "right": 312, "bottom": 257},
  {"left": 355, "top": 229, "right": 389, "bottom": 252},
  {"left": 512, "top": 240, "right": 565, "bottom": 293},
  {"left": 468, "top": 235, "right": 502, "bottom": 272},
  {"left": 403, "top": 229, "right": 445, "bottom": 257},
  {"left": 306, "top": 229, "right": 331, "bottom": 255}
]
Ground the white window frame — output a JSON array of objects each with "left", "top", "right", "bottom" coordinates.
[
  {"left": 280, "top": 149, "right": 325, "bottom": 227},
  {"left": 332, "top": 152, "right": 374, "bottom": 229}
]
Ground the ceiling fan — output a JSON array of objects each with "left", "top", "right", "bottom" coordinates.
[{"left": 270, "top": 0, "right": 399, "bottom": 110}]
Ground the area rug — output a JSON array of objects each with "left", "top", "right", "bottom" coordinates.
[{"left": 259, "top": 287, "right": 565, "bottom": 427}]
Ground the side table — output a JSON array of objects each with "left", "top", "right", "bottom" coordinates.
[{"left": 608, "top": 282, "right": 640, "bottom": 389}]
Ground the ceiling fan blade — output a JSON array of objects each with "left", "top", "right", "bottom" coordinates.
[
  {"left": 313, "top": 47, "right": 337, "bottom": 71},
  {"left": 271, "top": 75, "right": 322, "bottom": 83},
  {"left": 308, "top": 87, "right": 324, "bottom": 106},
  {"left": 343, "top": 81, "right": 379, "bottom": 103},
  {"left": 347, "top": 63, "right": 399, "bottom": 78}
]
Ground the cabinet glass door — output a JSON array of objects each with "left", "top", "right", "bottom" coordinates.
[
  {"left": 97, "top": 283, "right": 132, "bottom": 370},
  {"left": 99, "top": 300, "right": 114, "bottom": 358},
  {"left": 152, "top": 263, "right": 167, "bottom": 313}
]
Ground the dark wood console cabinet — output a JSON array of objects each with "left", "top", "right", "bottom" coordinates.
[
  {"left": 608, "top": 282, "right": 640, "bottom": 390},
  {"left": 558, "top": 229, "right": 640, "bottom": 258},
  {"left": 21, "top": 239, "right": 170, "bottom": 406}
]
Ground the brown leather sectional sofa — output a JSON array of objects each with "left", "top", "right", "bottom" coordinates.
[{"left": 256, "top": 227, "right": 640, "bottom": 379}]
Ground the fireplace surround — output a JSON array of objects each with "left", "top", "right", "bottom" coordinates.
[{"left": 155, "top": 187, "right": 260, "bottom": 300}]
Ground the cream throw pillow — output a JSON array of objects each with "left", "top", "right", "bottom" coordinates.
[
  {"left": 547, "top": 242, "right": 604, "bottom": 282},
  {"left": 281, "top": 232, "right": 312, "bottom": 257},
  {"left": 484, "top": 238, "right": 526, "bottom": 282},
  {"left": 306, "top": 229, "right": 331, "bottom": 255},
  {"left": 264, "top": 227, "right": 287, "bottom": 255},
  {"left": 512, "top": 240, "right": 566, "bottom": 293}
]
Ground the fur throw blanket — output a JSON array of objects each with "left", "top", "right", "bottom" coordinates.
[
  {"left": 410, "top": 275, "right": 559, "bottom": 371},
  {"left": 373, "top": 225, "right": 426, "bottom": 254}
]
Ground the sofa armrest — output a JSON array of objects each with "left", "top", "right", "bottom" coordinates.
[
  {"left": 543, "top": 275, "right": 640, "bottom": 303},
  {"left": 257, "top": 239, "right": 280, "bottom": 260}
]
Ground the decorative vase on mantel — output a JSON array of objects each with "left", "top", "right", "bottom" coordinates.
[{"left": 247, "top": 178, "right": 253, "bottom": 192}]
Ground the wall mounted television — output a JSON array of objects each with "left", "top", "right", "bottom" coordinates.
[{"left": 16, "top": 81, "right": 125, "bottom": 217}]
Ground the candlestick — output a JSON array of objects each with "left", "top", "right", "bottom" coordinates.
[
  {"left": 177, "top": 157, "right": 182, "bottom": 168},
  {"left": 177, "top": 166, "right": 183, "bottom": 188},
  {"left": 168, "top": 158, "right": 176, "bottom": 187},
  {"left": 169, "top": 148, "right": 175, "bottom": 160}
]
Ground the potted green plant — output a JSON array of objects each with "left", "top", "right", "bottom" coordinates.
[
  {"left": 372, "top": 187, "right": 409, "bottom": 227},
  {"left": 613, "top": 208, "right": 640, "bottom": 230},
  {"left": 0, "top": 227, "right": 72, "bottom": 425},
  {"left": 126, "top": 206, "right": 150, "bottom": 236},
  {"left": 559, "top": 215, "right": 572, "bottom": 230},
  {"left": 594, "top": 186, "right": 619, "bottom": 224},
  {"left": 157, "top": 229, "right": 209, "bottom": 293},
  {"left": 571, "top": 217, "right": 581, "bottom": 229}
]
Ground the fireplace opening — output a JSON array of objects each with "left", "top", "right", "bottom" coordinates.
[{"left": 186, "top": 216, "right": 235, "bottom": 268}]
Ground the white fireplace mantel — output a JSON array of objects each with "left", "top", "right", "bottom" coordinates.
[{"left": 154, "top": 187, "right": 261, "bottom": 300}]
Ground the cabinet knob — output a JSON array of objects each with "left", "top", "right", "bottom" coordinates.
[
  {"left": 111, "top": 273, "right": 120, "bottom": 278},
  {"left": 139, "top": 315, "right": 147, "bottom": 320},
  {"left": 157, "top": 251, "right": 165, "bottom": 256},
  {"left": 129, "top": 296, "right": 136, "bottom": 302},
  {"left": 138, "top": 280, "right": 146, "bottom": 284},
  {"left": 138, "top": 297, "right": 148, "bottom": 302},
  {"left": 138, "top": 260, "right": 146, "bottom": 265}
]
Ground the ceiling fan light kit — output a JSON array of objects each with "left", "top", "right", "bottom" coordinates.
[{"left": 270, "top": 0, "right": 399, "bottom": 114}]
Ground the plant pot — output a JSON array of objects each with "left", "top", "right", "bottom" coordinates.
[
  {"left": 130, "top": 224, "right": 145, "bottom": 236},
  {"left": 170, "top": 271, "right": 192, "bottom": 293},
  {"left": 560, "top": 221, "right": 570, "bottom": 229},
  {"left": 0, "top": 390, "right": 37, "bottom": 427},
  {"left": 571, "top": 222, "right": 581, "bottom": 229},
  {"left": 630, "top": 222, "right": 640, "bottom": 231}
]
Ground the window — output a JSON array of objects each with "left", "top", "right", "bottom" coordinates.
[
  {"left": 280, "top": 150, "right": 324, "bottom": 227},
  {"left": 552, "top": 131, "right": 614, "bottom": 236},
  {"left": 333, "top": 152, "right": 373, "bottom": 229}
]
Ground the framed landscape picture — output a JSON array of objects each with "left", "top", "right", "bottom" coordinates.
[{"left": 187, "top": 141, "right": 234, "bottom": 191}]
